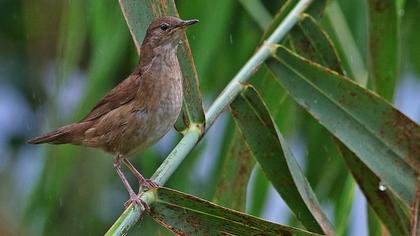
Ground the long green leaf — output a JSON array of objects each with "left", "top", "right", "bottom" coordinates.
[
  {"left": 402, "top": 0, "right": 420, "bottom": 77},
  {"left": 256, "top": 10, "right": 344, "bottom": 232},
  {"left": 266, "top": 46, "right": 420, "bottom": 205},
  {"left": 213, "top": 129, "right": 255, "bottom": 211},
  {"left": 230, "top": 85, "right": 334, "bottom": 235},
  {"left": 255, "top": 2, "right": 412, "bottom": 233},
  {"left": 261, "top": 0, "right": 326, "bottom": 41},
  {"left": 334, "top": 174, "right": 355, "bottom": 236},
  {"left": 149, "top": 187, "right": 321, "bottom": 236},
  {"left": 292, "top": 10, "right": 412, "bottom": 235},
  {"left": 255, "top": 11, "right": 350, "bottom": 230},
  {"left": 367, "top": 0, "right": 399, "bottom": 100},
  {"left": 337, "top": 142, "right": 410, "bottom": 235},
  {"left": 237, "top": 0, "right": 272, "bottom": 30},
  {"left": 323, "top": 1, "right": 368, "bottom": 86},
  {"left": 284, "top": 13, "right": 411, "bottom": 234},
  {"left": 119, "top": 0, "right": 205, "bottom": 132},
  {"left": 288, "top": 14, "right": 342, "bottom": 73},
  {"left": 411, "top": 178, "right": 420, "bottom": 236},
  {"left": 248, "top": 165, "right": 270, "bottom": 217},
  {"left": 367, "top": 206, "right": 384, "bottom": 236}
]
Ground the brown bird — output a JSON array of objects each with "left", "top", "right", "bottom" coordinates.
[{"left": 28, "top": 16, "right": 199, "bottom": 208}]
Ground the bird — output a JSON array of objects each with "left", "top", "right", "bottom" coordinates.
[{"left": 28, "top": 16, "right": 199, "bottom": 209}]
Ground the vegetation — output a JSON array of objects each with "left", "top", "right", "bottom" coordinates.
[{"left": 0, "top": 0, "right": 419, "bottom": 235}]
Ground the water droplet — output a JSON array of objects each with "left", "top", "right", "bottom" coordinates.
[
  {"left": 313, "top": 99, "right": 318, "bottom": 104},
  {"left": 378, "top": 182, "right": 387, "bottom": 191},
  {"left": 229, "top": 34, "right": 233, "bottom": 44}
]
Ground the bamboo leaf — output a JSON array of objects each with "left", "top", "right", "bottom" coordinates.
[
  {"left": 334, "top": 174, "right": 355, "bottom": 235},
  {"left": 149, "top": 187, "right": 321, "bottom": 236},
  {"left": 230, "top": 85, "right": 334, "bottom": 235},
  {"left": 261, "top": 0, "right": 327, "bottom": 40},
  {"left": 411, "top": 179, "right": 420, "bottom": 236},
  {"left": 367, "top": 0, "right": 399, "bottom": 100},
  {"left": 285, "top": 13, "right": 411, "bottom": 235},
  {"left": 246, "top": 2, "right": 413, "bottom": 233},
  {"left": 403, "top": 0, "right": 420, "bottom": 77},
  {"left": 337, "top": 142, "right": 410, "bottom": 235},
  {"left": 284, "top": 12, "right": 408, "bottom": 235},
  {"left": 266, "top": 46, "right": 420, "bottom": 205},
  {"left": 367, "top": 206, "right": 384, "bottom": 236},
  {"left": 248, "top": 165, "right": 270, "bottom": 217},
  {"left": 237, "top": 0, "right": 272, "bottom": 30},
  {"left": 119, "top": 0, "right": 205, "bottom": 132},
  {"left": 288, "top": 14, "right": 342, "bottom": 73},
  {"left": 208, "top": 117, "right": 237, "bottom": 196},
  {"left": 324, "top": 1, "right": 369, "bottom": 86},
  {"left": 213, "top": 129, "right": 255, "bottom": 211}
]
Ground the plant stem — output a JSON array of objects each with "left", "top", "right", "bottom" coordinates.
[
  {"left": 105, "top": 191, "right": 155, "bottom": 236},
  {"left": 206, "top": 0, "right": 311, "bottom": 127},
  {"left": 105, "top": 0, "right": 313, "bottom": 234},
  {"left": 151, "top": 125, "right": 202, "bottom": 185}
]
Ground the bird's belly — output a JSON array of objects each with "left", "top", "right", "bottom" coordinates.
[
  {"left": 128, "top": 89, "right": 183, "bottom": 155},
  {"left": 139, "top": 100, "right": 181, "bottom": 145}
]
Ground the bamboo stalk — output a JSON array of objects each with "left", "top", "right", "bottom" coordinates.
[{"left": 105, "top": 0, "right": 313, "bottom": 235}]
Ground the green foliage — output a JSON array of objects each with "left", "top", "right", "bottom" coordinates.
[
  {"left": 2, "top": 0, "right": 417, "bottom": 235},
  {"left": 337, "top": 143, "right": 410, "bottom": 235},
  {"left": 267, "top": 46, "right": 419, "bottom": 204},
  {"left": 366, "top": 0, "right": 399, "bottom": 101},
  {"left": 149, "top": 187, "right": 320, "bottom": 236},
  {"left": 230, "top": 85, "right": 333, "bottom": 234},
  {"left": 213, "top": 130, "right": 255, "bottom": 211}
]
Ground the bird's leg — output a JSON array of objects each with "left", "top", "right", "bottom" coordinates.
[
  {"left": 122, "top": 157, "right": 159, "bottom": 190},
  {"left": 113, "top": 155, "right": 149, "bottom": 211}
]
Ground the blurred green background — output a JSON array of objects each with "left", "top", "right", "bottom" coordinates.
[{"left": 0, "top": 0, "right": 419, "bottom": 235}]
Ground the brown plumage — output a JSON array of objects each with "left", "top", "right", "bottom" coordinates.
[{"left": 28, "top": 16, "right": 199, "bottom": 209}]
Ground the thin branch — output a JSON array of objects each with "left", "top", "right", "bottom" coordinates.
[
  {"left": 105, "top": 191, "right": 155, "bottom": 235},
  {"left": 105, "top": 0, "right": 313, "bottom": 235}
]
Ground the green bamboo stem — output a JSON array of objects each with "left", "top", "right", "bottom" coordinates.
[
  {"left": 151, "top": 125, "right": 202, "bottom": 185},
  {"left": 105, "top": 0, "right": 313, "bottom": 235},
  {"left": 105, "top": 191, "right": 155, "bottom": 235}
]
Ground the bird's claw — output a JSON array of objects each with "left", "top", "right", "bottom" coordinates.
[
  {"left": 124, "top": 195, "right": 150, "bottom": 213},
  {"left": 142, "top": 179, "right": 159, "bottom": 189}
]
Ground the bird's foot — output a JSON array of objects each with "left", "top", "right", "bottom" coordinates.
[
  {"left": 141, "top": 179, "right": 159, "bottom": 190},
  {"left": 124, "top": 194, "right": 150, "bottom": 212}
]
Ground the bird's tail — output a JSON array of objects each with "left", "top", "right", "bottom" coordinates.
[{"left": 27, "top": 123, "right": 88, "bottom": 145}]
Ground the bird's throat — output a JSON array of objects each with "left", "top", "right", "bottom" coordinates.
[{"left": 139, "top": 41, "right": 178, "bottom": 69}]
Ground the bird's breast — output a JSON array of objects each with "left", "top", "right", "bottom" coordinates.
[{"left": 130, "top": 51, "right": 183, "bottom": 153}]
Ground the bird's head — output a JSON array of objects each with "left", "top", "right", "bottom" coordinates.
[{"left": 142, "top": 16, "right": 198, "bottom": 48}]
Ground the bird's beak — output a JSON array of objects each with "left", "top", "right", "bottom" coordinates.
[{"left": 179, "top": 19, "right": 199, "bottom": 28}]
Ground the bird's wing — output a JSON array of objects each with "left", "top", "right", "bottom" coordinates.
[{"left": 80, "top": 74, "right": 140, "bottom": 122}]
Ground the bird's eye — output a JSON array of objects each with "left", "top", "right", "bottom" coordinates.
[{"left": 160, "top": 23, "right": 170, "bottom": 31}]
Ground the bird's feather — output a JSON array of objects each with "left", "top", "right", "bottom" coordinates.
[{"left": 80, "top": 73, "right": 141, "bottom": 122}]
